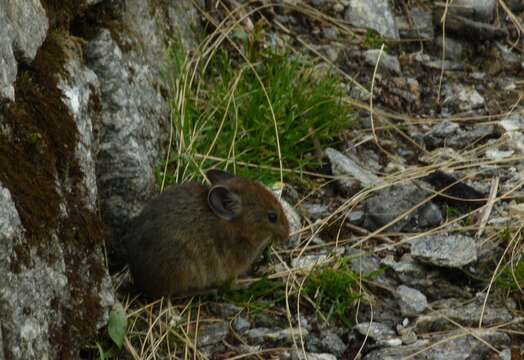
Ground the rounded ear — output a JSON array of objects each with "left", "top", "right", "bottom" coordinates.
[
  {"left": 206, "top": 169, "right": 235, "bottom": 184},
  {"left": 208, "top": 185, "right": 242, "bottom": 220}
]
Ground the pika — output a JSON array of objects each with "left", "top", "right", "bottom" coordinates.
[{"left": 124, "top": 169, "right": 289, "bottom": 297}]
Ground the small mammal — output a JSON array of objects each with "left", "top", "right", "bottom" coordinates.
[{"left": 125, "top": 169, "right": 289, "bottom": 297}]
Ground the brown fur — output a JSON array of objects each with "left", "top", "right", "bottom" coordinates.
[{"left": 124, "top": 171, "right": 289, "bottom": 297}]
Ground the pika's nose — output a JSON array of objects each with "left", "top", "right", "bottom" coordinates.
[{"left": 277, "top": 225, "right": 290, "bottom": 243}]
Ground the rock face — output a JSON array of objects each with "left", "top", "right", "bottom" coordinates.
[
  {"left": 345, "top": 0, "right": 399, "bottom": 39},
  {"left": 0, "top": 1, "right": 48, "bottom": 101},
  {"left": 0, "top": 0, "right": 199, "bottom": 358}
]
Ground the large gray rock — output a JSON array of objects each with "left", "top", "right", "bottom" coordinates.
[
  {"left": 415, "top": 296, "right": 513, "bottom": 332},
  {"left": 0, "top": 31, "right": 114, "bottom": 359},
  {"left": 85, "top": 0, "right": 200, "bottom": 261},
  {"left": 345, "top": 0, "right": 399, "bottom": 39},
  {"left": 4, "top": 0, "right": 48, "bottom": 63},
  {"left": 0, "top": 0, "right": 48, "bottom": 101},
  {"left": 86, "top": 28, "right": 168, "bottom": 252},
  {"left": 363, "top": 181, "right": 443, "bottom": 232},
  {"left": 410, "top": 234, "right": 478, "bottom": 268},
  {"left": 0, "top": 0, "right": 201, "bottom": 358},
  {"left": 0, "top": 11, "right": 16, "bottom": 101}
]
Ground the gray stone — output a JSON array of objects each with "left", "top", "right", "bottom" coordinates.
[
  {"left": 85, "top": 0, "right": 201, "bottom": 261},
  {"left": 500, "top": 348, "right": 512, "bottom": 360},
  {"left": 418, "top": 203, "right": 443, "bottom": 228},
  {"left": 415, "top": 296, "right": 513, "bottom": 332},
  {"left": 433, "top": 7, "right": 506, "bottom": 41},
  {"left": 450, "top": 0, "right": 497, "bottom": 22},
  {"left": 424, "top": 59, "right": 465, "bottom": 71},
  {"left": 396, "top": 285, "right": 427, "bottom": 316},
  {"left": 345, "top": 0, "right": 399, "bottom": 39},
  {"left": 319, "top": 331, "right": 346, "bottom": 357},
  {"left": 0, "top": 0, "right": 48, "bottom": 101},
  {"left": 364, "top": 329, "right": 510, "bottom": 360},
  {"left": 278, "top": 196, "right": 302, "bottom": 248},
  {"left": 311, "top": 0, "right": 327, "bottom": 9},
  {"left": 303, "top": 353, "right": 338, "bottom": 360},
  {"left": 397, "top": 8, "right": 433, "bottom": 39},
  {"left": 326, "top": 148, "right": 381, "bottom": 191},
  {"left": 435, "top": 36, "right": 464, "bottom": 61},
  {"left": 4, "top": 0, "right": 48, "bottom": 63},
  {"left": 443, "top": 84, "right": 485, "bottom": 111},
  {"left": 354, "top": 321, "right": 397, "bottom": 342},
  {"left": 322, "top": 26, "right": 339, "bottom": 40},
  {"left": 447, "top": 125, "right": 496, "bottom": 149},
  {"left": 347, "top": 210, "right": 365, "bottom": 225},
  {"left": 58, "top": 55, "right": 101, "bottom": 210},
  {"left": 499, "top": 112, "right": 524, "bottom": 132},
  {"left": 363, "top": 181, "right": 441, "bottom": 232},
  {"left": 347, "top": 249, "right": 381, "bottom": 276},
  {"left": 495, "top": 42, "right": 523, "bottom": 64},
  {"left": 364, "top": 49, "right": 401, "bottom": 74},
  {"left": 411, "top": 234, "right": 478, "bottom": 268},
  {"left": 246, "top": 327, "right": 309, "bottom": 345},
  {"left": 0, "top": 10, "right": 16, "bottom": 101},
  {"left": 86, "top": 28, "right": 169, "bottom": 259},
  {"left": 382, "top": 255, "right": 427, "bottom": 286},
  {"left": 291, "top": 253, "right": 335, "bottom": 271},
  {"left": 424, "top": 120, "right": 496, "bottom": 150},
  {"left": 0, "top": 31, "right": 114, "bottom": 358},
  {"left": 197, "top": 322, "right": 229, "bottom": 347},
  {"left": 400, "top": 329, "right": 418, "bottom": 345},
  {"left": 303, "top": 203, "right": 330, "bottom": 220},
  {"left": 209, "top": 303, "right": 243, "bottom": 317},
  {"left": 245, "top": 327, "right": 272, "bottom": 344},
  {"left": 232, "top": 317, "right": 251, "bottom": 333},
  {"left": 423, "top": 121, "right": 460, "bottom": 148}
]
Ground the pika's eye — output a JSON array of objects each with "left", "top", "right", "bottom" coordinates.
[{"left": 267, "top": 210, "right": 278, "bottom": 223}]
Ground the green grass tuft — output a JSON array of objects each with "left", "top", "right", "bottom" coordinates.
[
  {"left": 163, "top": 38, "right": 352, "bottom": 184},
  {"left": 304, "top": 263, "right": 361, "bottom": 326},
  {"left": 362, "top": 29, "right": 387, "bottom": 49},
  {"left": 222, "top": 277, "right": 286, "bottom": 313}
]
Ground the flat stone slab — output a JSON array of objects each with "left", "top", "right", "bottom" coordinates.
[{"left": 410, "top": 234, "right": 478, "bottom": 267}]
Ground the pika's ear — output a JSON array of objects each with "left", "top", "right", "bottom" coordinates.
[
  {"left": 206, "top": 169, "right": 235, "bottom": 184},
  {"left": 208, "top": 185, "right": 242, "bottom": 220}
]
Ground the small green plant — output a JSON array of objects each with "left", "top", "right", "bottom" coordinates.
[
  {"left": 496, "top": 257, "right": 524, "bottom": 293},
  {"left": 362, "top": 29, "right": 386, "bottom": 49},
  {"left": 446, "top": 206, "right": 461, "bottom": 218},
  {"left": 222, "top": 277, "right": 286, "bottom": 313},
  {"left": 304, "top": 263, "right": 362, "bottom": 326},
  {"left": 162, "top": 35, "right": 352, "bottom": 185},
  {"left": 83, "top": 303, "right": 128, "bottom": 359}
]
